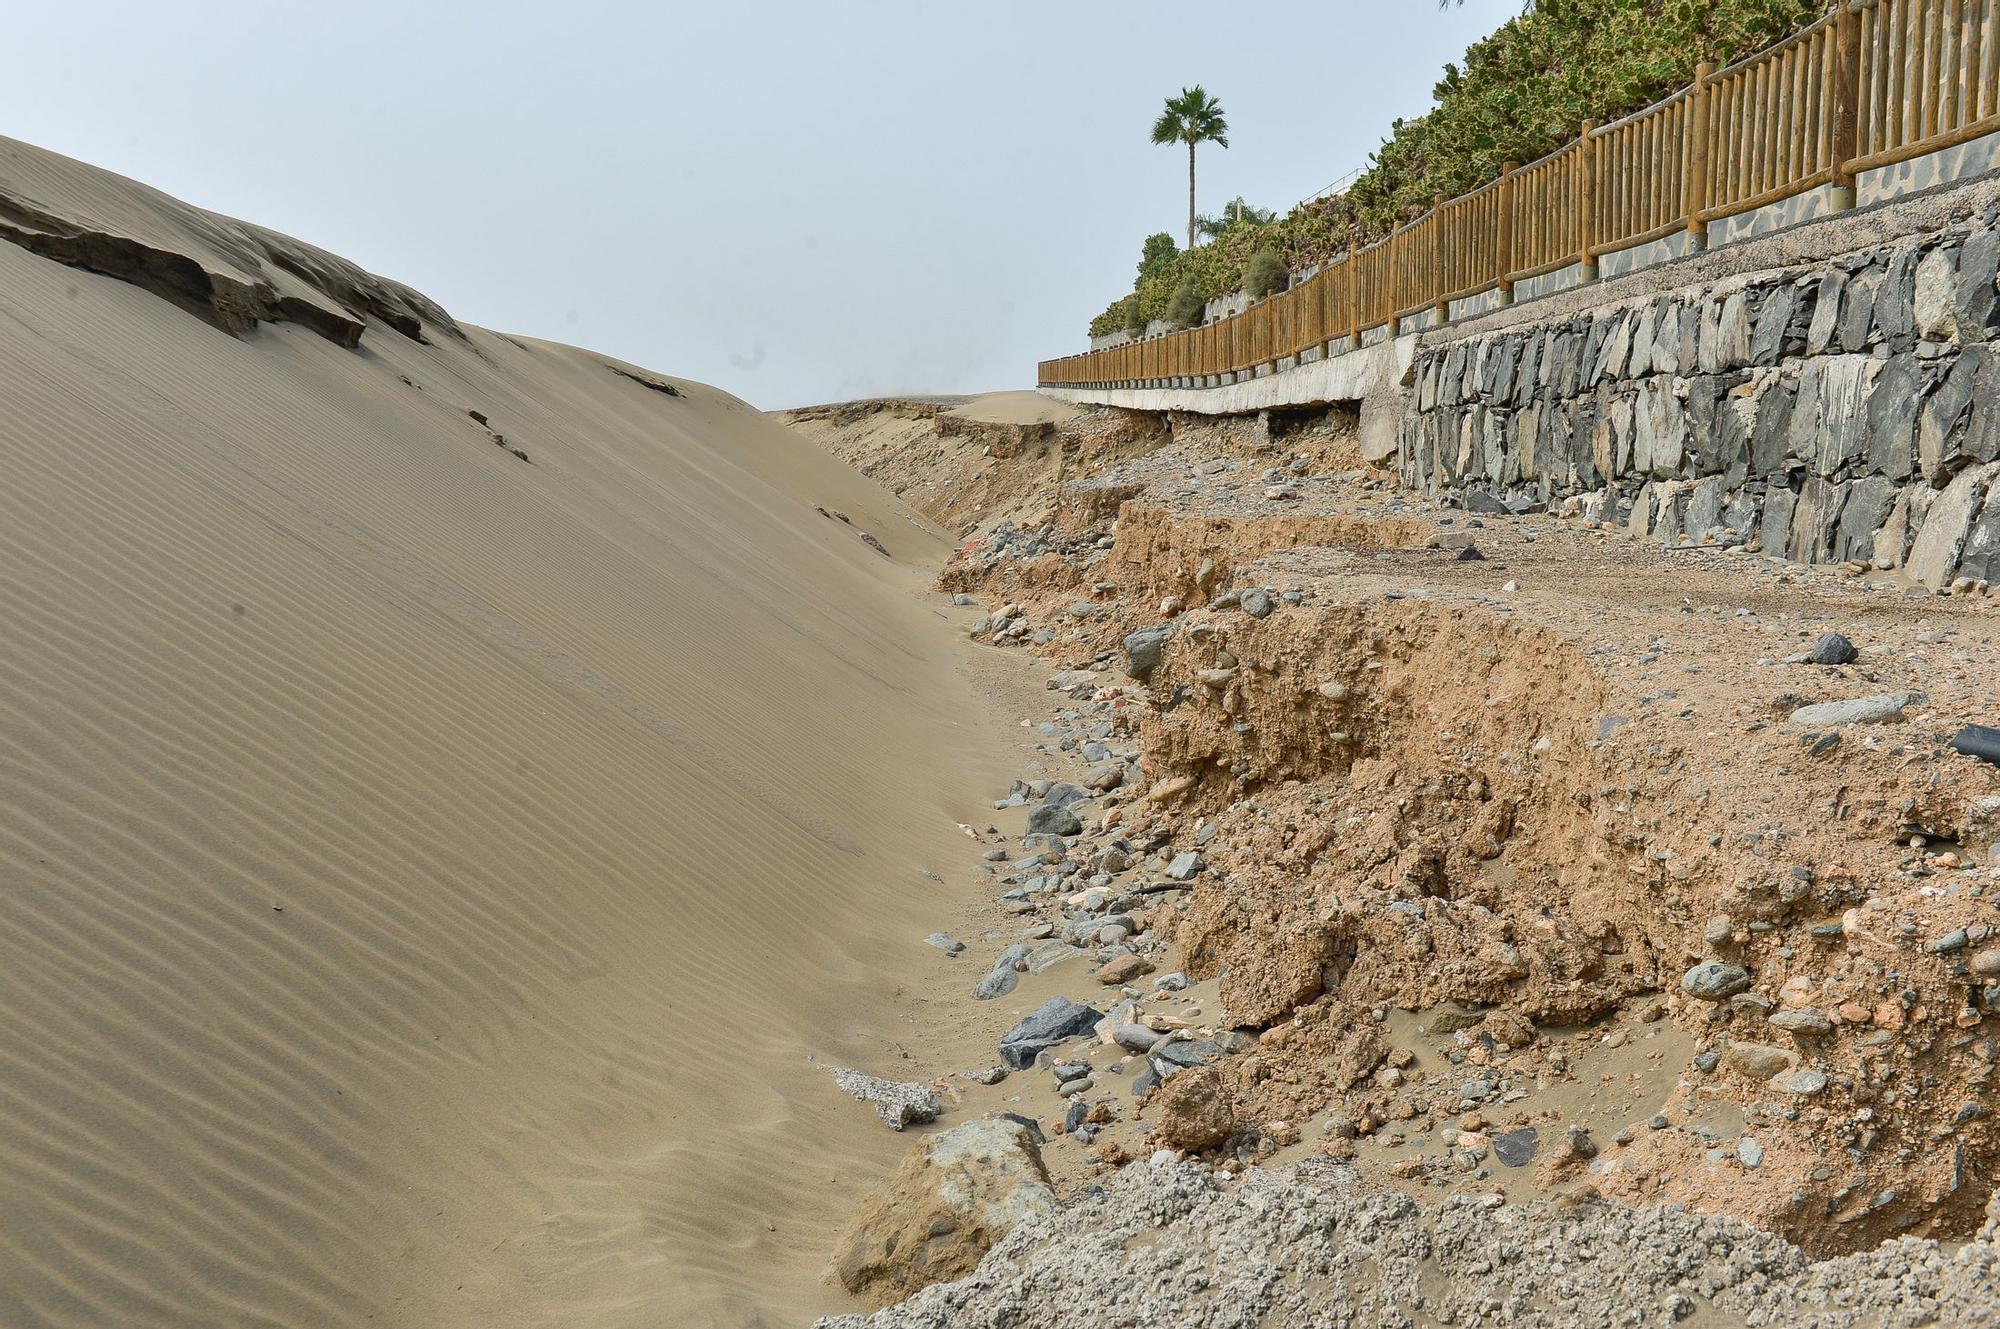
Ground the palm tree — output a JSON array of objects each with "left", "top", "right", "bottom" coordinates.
[
  {"left": 1195, "top": 196, "right": 1274, "bottom": 240},
  {"left": 1151, "top": 87, "right": 1229, "bottom": 251}
]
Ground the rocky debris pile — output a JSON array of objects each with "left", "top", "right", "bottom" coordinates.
[
  {"left": 1403, "top": 200, "right": 2000, "bottom": 592},
  {"left": 823, "top": 389, "right": 2000, "bottom": 1324},
  {"left": 826, "top": 1119, "right": 1056, "bottom": 1306},
  {"left": 827, "top": 1067, "right": 943, "bottom": 1132},
  {"left": 955, "top": 521, "right": 1117, "bottom": 604},
  {"left": 818, "top": 1158, "right": 2000, "bottom": 1328},
  {"left": 920, "top": 411, "right": 2000, "bottom": 1257}
]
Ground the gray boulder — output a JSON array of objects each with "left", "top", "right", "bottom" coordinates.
[
  {"left": 1123, "top": 624, "right": 1174, "bottom": 680},
  {"left": 1026, "top": 804, "right": 1083, "bottom": 837},
  {"left": 999, "top": 996, "right": 1104, "bottom": 1069},
  {"left": 1682, "top": 962, "right": 1753, "bottom": 1001},
  {"left": 1789, "top": 691, "right": 1922, "bottom": 727}
]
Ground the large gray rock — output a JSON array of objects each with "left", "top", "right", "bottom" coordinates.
[
  {"left": 972, "top": 943, "right": 1034, "bottom": 1000},
  {"left": 1875, "top": 248, "right": 1919, "bottom": 348},
  {"left": 999, "top": 996, "right": 1104, "bottom": 1069},
  {"left": 1965, "top": 350, "right": 2000, "bottom": 467},
  {"left": 1958, "top": 490, "right": 2000, "bottom": 583},
  {"left": 1751, "top": 284, "right": 1796, "bottom": 364},
  {"left": 1759, "top": 486, "right": 1798, "bottom": 560},
  {"left": 1957, "top": 226, "right": 2000, "bottom": 333},
  {"left": 1682, "top": 962, "right": 1752, "bottom": 1001},
  {"left": 1750, "top": 376, "right": 1797, "bottom": 476},
  {"left": 1835, "top": 475, "right": 1896, "bottom": 563},
  {"left": 1789, "top": 691, "right": 1922, "bottom": 727},
  {"left": 1123, "top": 624, "right": 1174, "bottom": 681},
  {"left": 1042, "top": 782, "right": 1089, "bottom": 808},
  {"left": 1700, "top": 290, "right": 1752, "bottom": 372},
  {"left": 1807, "top": 269, "right": 1847, "bottom": 353},
  {"left": 1026, "top": 804, "right": 1083, "bottom": 837},
  {"left": 1919, "top": 346, "right": 1985, "bottom": 482},
  {"left": 1811, "top": 356, "right": 1870, "bottom": 477},
  {"left": 1908, "top": 463, "right": 1996, "bottom": 588},
  {"left": 1838, "top": 269, "right": 1880, "bottom": 351},
  {"left": 1913, "top": 245, "right": 1960, "bottom": 342},
  {"left": 1865, "top": 353, "right": 1919, "bottom": 481},
  {"left": 1791, "top": 477, "right": 1847, "bottom": 564},
  {"left": 1806, "top": 632, "right": 1857, "bottom": 665}
]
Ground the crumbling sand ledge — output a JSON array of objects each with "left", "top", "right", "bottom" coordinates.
[
  {"left": 794, "top": 398, "right": 2000, "bottom": 1326},
  {"left": 820, "top": 1159, "right": 2000, "bottom": 1328}
]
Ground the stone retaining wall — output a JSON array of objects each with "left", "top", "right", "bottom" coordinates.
[{"left": 1400, "top": 202, "right": 2000, "bottom": 589}]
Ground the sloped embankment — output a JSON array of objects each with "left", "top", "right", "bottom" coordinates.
[{"left": 921, "top": 401, "right": 2000, "bottom": 1267}]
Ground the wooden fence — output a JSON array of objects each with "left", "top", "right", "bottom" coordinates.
[{"left": 1040, "top": 0, "right": 2000, "bottom": 388}]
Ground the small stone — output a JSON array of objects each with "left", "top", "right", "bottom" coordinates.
[
  {"left": 1776, "top": 1068, "right": 1830, "bottom": 1097},
  {"left": 1097, "top": 954, "right": 1154, "bottom": 985},
  {"left": 1492, "top": 1127, "right": 1538, "bottom": 1167},
  {"left": 924, "top": 932, "right": 966, "bottom": 955},
  {"left": 1724, "top": 1041, "right": 1794, "bottom": 1082},
  {"left": 1113, "top": 1023, "right": 1162, "bottom": 1052},
  {"left": 1768, "top": 1008, "right": 1832, "bottom": 1036},
  {"left": 1807, "top": 632, "right": 1858, "bottom": 665},
  {"left": 1682, "top": 962, "right": 1752, "bottom": 1001},
  {"left": 1738, "top": 1137, "right": 1765, "bottom": 1169},
  {"left": 1165, "top": 852, "right": 1205, "bottom": 881},
  {"left": 1240, "top": 588, "right": 1275, "bottom": 618}
]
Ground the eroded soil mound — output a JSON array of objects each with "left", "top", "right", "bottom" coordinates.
[{"left": 926, "top": 401, "right": 2000, "bottom": 1257}]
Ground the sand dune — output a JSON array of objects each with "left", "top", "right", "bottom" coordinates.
[
  {"left": 943, "top": 391, "right": 1076, "bottom": 427},
  {"left": 0, "top": 136, "right": 1018, "bottom": 1328}
]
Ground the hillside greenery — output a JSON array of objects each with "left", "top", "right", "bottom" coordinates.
[{"left": 1089, "top": 0, "right": 1825, "bottom": 338}]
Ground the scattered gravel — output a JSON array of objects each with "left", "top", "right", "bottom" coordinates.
[{"left": 819, "top": 1159, "right": 2000, "bottom": 1328}]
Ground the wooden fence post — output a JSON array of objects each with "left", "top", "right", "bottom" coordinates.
[
  {"left": 1431, "top": 195, "right": 1449, "bottom": 325},
  {"left": 1830, "top": 0, "right": 1861, "bottom": 210},
  {"left": 1578, "top": 120, "right": 1601, "bottom": 282},
  {"left": 1497, "top": 161, "right": 1518, "bottom": 305},
  {"left": 1346, "top": 242, "right": 1360, "bottom": 344},
  {"left": 1686, "top": 62, "right": 1716, "bottom": 252}
]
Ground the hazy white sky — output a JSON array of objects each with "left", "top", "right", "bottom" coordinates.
[{"left": 10, "top": 1, "right": 1516, "bottom": 407}]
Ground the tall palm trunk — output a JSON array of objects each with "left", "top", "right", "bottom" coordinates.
[{"left": 1185, "top": 139, "right": 1197, "bottom": 250}]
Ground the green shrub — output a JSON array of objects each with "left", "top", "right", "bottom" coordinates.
[
  {"left": 1138, "top": 233, "right": 1179, "bottom": 283},
  {"left": 1244, "top": 249, "right": 1287, "bottom": 300},
  {"left": 1165, "top": 280, "right": 1205, "bottom": 329},
  {"left": 1121, "top": 293, "right": 1147, "bottom": 337}
]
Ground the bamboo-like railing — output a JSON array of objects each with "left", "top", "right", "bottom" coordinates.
[{"left": 1040, "top": 0, "right": 2000, "bottom": 388}]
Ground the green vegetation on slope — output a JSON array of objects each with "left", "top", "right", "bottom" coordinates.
[{"left": 1088, "top": 0, "right": 1825, "bottom": 339}]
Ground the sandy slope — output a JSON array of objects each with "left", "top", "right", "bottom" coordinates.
[
  {"left": 942, "top": 391, "right": 1077, "bottom": 427},
  {"left": 0, "top": 136, "right": 1017, "bottom": 1328}
]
